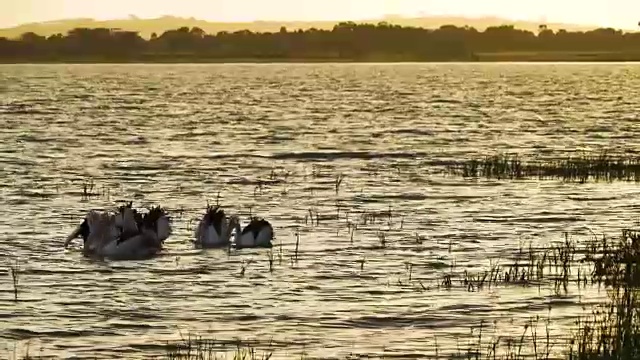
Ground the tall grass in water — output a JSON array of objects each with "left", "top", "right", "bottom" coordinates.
[
  {"left": 399, "top": 230, "right": 640, "bottom": 359},
  {"left": 157, "top": 226, "right": 640, "bottom": 359},
  {"left": 568, "top": 229, "right": 640, "bottom": 359},
  {"left": 9, "top": 258, "right": 20, "bottom": 301},
  {"left": 448, "top": 152, "right": 640, "bottom": 182},
  {"left": 446, "top": 228, "right": 640, "bottom": 360},
  {"left": 164, "top": 335, "right": 273, "bottom": 360}
]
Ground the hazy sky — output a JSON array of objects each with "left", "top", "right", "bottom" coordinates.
[{"left": 2, "top": 0, "right": 639, "bottom": 29}]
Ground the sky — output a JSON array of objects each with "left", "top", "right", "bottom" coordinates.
[{"left": 2, "top": 0, "right": 639, "bottom": 29}]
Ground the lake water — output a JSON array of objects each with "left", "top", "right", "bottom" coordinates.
[{"left": 1, "top": 63, "right": 640, "bottom": 359}]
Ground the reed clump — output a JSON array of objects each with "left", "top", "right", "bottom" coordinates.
[
  {"left": 157, "top": 225, "right": 640, "bottom": 360},
  {"left": 429, "top": 231, "right": 640, "bottom": 295},
  {"left": 448, "top": 152, "right": 640, "bottom": 182},
  {"left": 568, "top": 230, "right": 640, "bottom": 360},
  {"left": 450, "top": 317, "right": 555, "bottom": 360},
  {"left": 569, "top": 287, "right": 640, "bottom": 360},
  {"left": 165, "top": 335, "right": 273, "bottom": 360},
  {"left": 587, "top": 229, "right": 640, "bottom": 288},
  {"left": 427, "top": 237, "right": 585, "bottom": 293},
  {"left": 471, "top": 229, "right": 640, "bottom": 360}
]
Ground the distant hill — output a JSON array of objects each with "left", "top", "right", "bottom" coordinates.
[{"left": 0, "top": 15, "right": 619, "bottom": 39}]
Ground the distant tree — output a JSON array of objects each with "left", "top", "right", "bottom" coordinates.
[
  {"left": 190, "top": 27, "right": 205, "bottom": 38},
  {"left": 20, "top": 32, "right": 46, "bottom": 42},
  {"left": 3, "top": 22, "right": 640, "bottom": 62}
]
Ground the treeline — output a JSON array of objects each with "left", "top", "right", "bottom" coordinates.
[{"left": 1, "top": 22, "right": 640, "bottom": 62}]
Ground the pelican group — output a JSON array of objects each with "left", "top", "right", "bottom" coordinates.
[
  {"left": 195, "top": 206, "right": 274, "bottom": 249},
  {"left": 65, "top": 202, "right": 172, "bottom": 260},
  {"left": 65, "top": 201, "right": 275, "bottom": 261}
]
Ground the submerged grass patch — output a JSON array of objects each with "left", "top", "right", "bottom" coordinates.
[
  {"left": 394, "top": 234, "right": 589, "bottom": 294},
  {"left": 381, "top": 229, "right": 640, "bottom": 359},
  {"left": 164, "top": 335, "right": 274, "bottom": 360},
  {"left": 447, "top": 152, "right": 640, "bottom": 182},
  {"left": 567, "top": 229, "right": 640, "bottom": 360},
  {"left": 154, "top": 229, "right": 640, "bottom": 360}
]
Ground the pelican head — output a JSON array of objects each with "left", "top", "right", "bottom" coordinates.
[
  {"left": 65, "top": 210, "right": 118, "bottom": 249},
  {"left": 64, "top": 217, "right": 90, "bottom": 248}
]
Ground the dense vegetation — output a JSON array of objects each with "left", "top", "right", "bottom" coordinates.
[{"left": 2, "top": 22, "right": 640, "bottom": 62}]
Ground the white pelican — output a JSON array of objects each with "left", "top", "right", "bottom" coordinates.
[
  {"left": 64, "top": 210, "right": 119, "bottom": 255},
  {"left": 230, "top": 215, "right": 274, "bottom": 249},
  {"left": 194, "top": 206, "right": 233, "bottom": 248},
  {"left": 65, "top": 204, "right": 172, "bottom": 260}
]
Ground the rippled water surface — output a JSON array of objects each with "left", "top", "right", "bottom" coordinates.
[{"left": 2, "top": 63, "right": 640, "bottom": 359}]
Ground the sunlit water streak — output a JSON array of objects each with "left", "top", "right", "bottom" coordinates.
[{"left": 1, "top": 63, "right": 640, "bottom": 359}]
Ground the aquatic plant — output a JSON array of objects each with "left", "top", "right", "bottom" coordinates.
[
  {"left": 213, "top": 191, "right": 222, "bottom": 207},
  {"left": 358, "top": 257, "right": 366, "bottom": 271},
  {"left": 267, "top": 250, "right": 274, "bottom": 273},
  {"left": 164, "top": 335, "right": 274, "bottom": 360},
  {"left": 413, "top": 235, "right": 594, "bottom": 294},
  {"left": 305, "top": 208, "right": 319, "bottom": 226},
  {"left": 566, "top": 229, "right": 640, "bottom": 360},
  {"left": 448, "top": 152, "right": 640, "bottom": 183},
  {"left": 8, "top": 258, "right": 20, "bottom": 302},
  {"left": 81, "top": 177, "right": 96, "bottom": 199},
  {"left": 294, "top": 231, "right": 300, "bottom": 263},
  {"left": 376, "top": 231, "right": 387, "bottom": 248},
  {"left": 347, "top": 222, "right": 357, "bottom": 243},
  {"left": 238, "top": 259, "right": 252, "bottom": 277},
  {"left": 569, "top": 287, "right": 640, "bottom": 360},
  {"left": 446, "top": 229, "right": 640, "bottom": 360},
  {"left": 587, "top": 229, "right": 640, "bottom": 287},
  {"left": 335, "top": 173, "right": 345, "bottom": 195}
]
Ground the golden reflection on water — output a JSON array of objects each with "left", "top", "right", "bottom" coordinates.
[{"left": 0, "top": 63, "right": 639, "bottom": 359}]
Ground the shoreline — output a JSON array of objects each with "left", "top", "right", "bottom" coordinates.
[
  {"left": 3, "top": 52, "right": 640, "bottom": 64},
  {"left": 3, "top": 59, "right": 640, "bottom": 64}
]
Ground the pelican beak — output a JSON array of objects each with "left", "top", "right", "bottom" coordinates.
[{"left": 64, "top": 225, "right": 82, "bottom": 248}]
